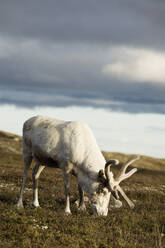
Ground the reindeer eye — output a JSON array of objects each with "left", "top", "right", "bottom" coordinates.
[
  {"left": 103, "top": 191, "right": 107, "bottom": 195},
  {"left": 103, "top": 188, "right": 108, "bottom": 195}
]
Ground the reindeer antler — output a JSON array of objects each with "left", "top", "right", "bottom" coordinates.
[
  {"left": 115, "top": 155, "right": 140, "bottom": 184},
  {"left": 103, "top": 156, "right": 139, "bottom": 208},
  {"left": 111, "top": 155, "right": 140, "bottom": 209},
  {"left": 105, "top": 159, "right": 119, "bottom": 183},
  {"left": 104, "top": 159, "right": 119, "bottom": 199}
]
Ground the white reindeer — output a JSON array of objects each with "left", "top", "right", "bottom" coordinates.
[{"left": 16, "top": 116, "right": 139, "bottom": 216}]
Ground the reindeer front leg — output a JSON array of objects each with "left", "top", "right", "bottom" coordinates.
[
  {"left": 78, "top": 184, "right": 86, "bottom": 211},
  {"left": 61, "top": 162, "right": 75, "bottom": 214},
  {"left": 62, "top": 170, "right": 71, "bottom": 214}
]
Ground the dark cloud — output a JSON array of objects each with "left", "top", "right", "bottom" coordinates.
[
  {"left": 1, "top": 0, "right": 165, "bottom": 48},
  {"left": 1, "top": 82, "right": 165, "bottom": 114},
  {"left": 0, "top": 0, "right": 165, "bottom": 114}
]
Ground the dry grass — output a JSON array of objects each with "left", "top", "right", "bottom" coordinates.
[{"left": 0, "top": 130, "right": 165, "bottom": 248}]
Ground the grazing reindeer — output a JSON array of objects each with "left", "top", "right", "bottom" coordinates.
[{"left": 16, "top": 116, "right": 138, "bottom": 216}]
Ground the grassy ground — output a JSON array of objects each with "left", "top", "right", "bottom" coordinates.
[{"left": 0, "top": 130, "right": 165, "bottom": 248}]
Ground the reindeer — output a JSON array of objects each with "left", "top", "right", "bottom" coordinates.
[{"left": 16, "top": 115, "right": 139, "bottom": 216}]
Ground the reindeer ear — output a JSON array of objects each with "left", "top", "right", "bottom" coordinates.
[{"left": 98, "top": 170, "right": 106, "bottom": 184}]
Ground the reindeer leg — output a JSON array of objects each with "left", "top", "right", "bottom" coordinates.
[
  {"left": 78, "top": 184, "right": 86, "bottom": 211},
  {"left": 63, "top": 173, "right": 71, "bottom": 214},
  {"left": 61, "top": 162, "right": 73, "bottom": 214},
  {"left": 16, "top": 155, "right": 32, "bottom": 208},
  {"left": 117, "top": 185, "right": 135, "bottom": 209},
  {"left": 32, "top": 164, "right": 45, "bottom": 207}
]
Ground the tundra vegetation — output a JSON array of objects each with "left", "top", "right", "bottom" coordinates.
[{"left": 0, "top": 130, "right": 165, "bottom": 248}]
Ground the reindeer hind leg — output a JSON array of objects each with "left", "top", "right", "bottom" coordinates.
[
  {"left": 16, "top": 154, "right": 33, "bottom": 208},
  {"left": 31, "top": 164, "right": 45, "bottom": 207}
]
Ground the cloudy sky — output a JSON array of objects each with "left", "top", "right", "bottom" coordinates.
[{"left": 0, "top": 0, "right": 165, "bottom": 158}]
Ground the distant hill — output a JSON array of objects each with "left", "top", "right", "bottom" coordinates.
[
  {"left": 0, "top": 130, "right": 22, "bottom": 155},
  {"left": 0, "top": 130, "right": 165, "bottom": 172},
  {"left": 103, "top": 151, "right": 165, "bottom": 172}
]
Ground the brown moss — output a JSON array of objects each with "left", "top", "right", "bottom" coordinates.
[{"left": 0, "top": 131, "right": 165, "bottom": 247}]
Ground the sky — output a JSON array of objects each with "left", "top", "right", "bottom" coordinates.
[{"left": 0, "top": 0, "right": 165, "bottom": 158}]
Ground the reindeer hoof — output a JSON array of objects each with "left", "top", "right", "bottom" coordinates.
[
  {"left": 16, "top": 201, "right": 24, "bottom": 208},
  {"left": 30, "top": 202, "right": 40, "bottom": 208},
  {"left": 78, "top": 204, "right": 86, "bottom": 211},
  {"left": 65, "top": 210, "right": 72, "bottom": 215},
  {"left": 130, "top": 204, "right": 135, "bottom": 209}
]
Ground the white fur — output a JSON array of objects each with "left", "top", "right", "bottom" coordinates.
[{"left": 17, "top": 115, "right": 113, "bottom": 216}]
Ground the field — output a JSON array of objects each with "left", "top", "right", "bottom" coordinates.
[{"left": 0, "top": 130, "right": 165, "bottom": 248}]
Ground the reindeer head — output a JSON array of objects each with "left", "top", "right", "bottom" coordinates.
[
  {"left": 91, "top": 159, "right": 119, "bottom": 216},
  {"left": 91, "top": 156, "right": 139, "bottom": 215}
]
